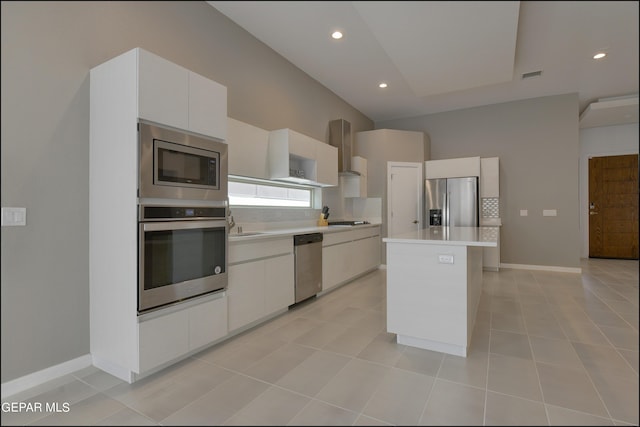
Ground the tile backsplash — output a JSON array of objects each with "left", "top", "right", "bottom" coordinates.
[
  {"left": 229, "top": 197, "right": 382, "bottom": 231},
  {"left": 481, "top": 197, "right": 500, "bottom": 218}
]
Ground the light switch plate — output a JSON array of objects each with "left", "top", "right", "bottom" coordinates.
[
  {"left": 1, "top": 207, "right": 27, "bottom": 226},
  {"left": 520, "top": 209, "right": 528, "bottom": 216},
  {"left": 543, "top": 209, "right": 557, "bottom": 217}
]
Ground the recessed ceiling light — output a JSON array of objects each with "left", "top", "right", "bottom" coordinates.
[
  {"left": 379, "top": 82, "right": 388, "bottom": 89},
  {"left": 331, "top": 31, "right": 343, "bottom": 40},
  {"left": 593, "top": 52, "right": 606, "bottom": 59}
]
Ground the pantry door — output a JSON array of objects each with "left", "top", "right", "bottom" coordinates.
[
  {"left": 588, "top": 154, "right": 638, "bottom": 259},
  {"left": 387, "top": 162, "right": 423, "bottom": 237}
]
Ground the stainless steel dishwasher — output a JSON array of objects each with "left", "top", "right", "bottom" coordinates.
[{"left": 293, "top": 233, "right": 323, "bottom": 303}]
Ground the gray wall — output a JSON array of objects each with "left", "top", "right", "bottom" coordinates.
[
  {"left": 1, "top": 1, "right": 372, "bottom": 383},
  {"left": 378, "top": 94, "right": 581, "bottom": 269}
]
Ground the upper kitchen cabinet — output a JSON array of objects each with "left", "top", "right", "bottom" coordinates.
[
  {"left": 137, "top": 48, "right": 227, "bottom": 140},
  {"left": 425, "top": 156, "right": 481, "bottom": 179},
  {"left": 480, "top": 157, "right": 500, "bottom": 198},
  {"left": 227, "top": 118, "right": 270, "bottom": 179},
  {"left": 343, "top": 156, "right": 368, "bottom": 198},
  {"left": 268, "top": 128, "right": 338, "bottom": 187},
  {"left": 315, "top": 141, "right": 339, "bottom": 187}
]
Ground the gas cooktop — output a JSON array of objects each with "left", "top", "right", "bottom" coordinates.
[{"left": 328, "top": 220, "right": 371, "bottom": 226}]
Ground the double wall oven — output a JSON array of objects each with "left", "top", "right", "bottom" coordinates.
[{"left": 137, "top": 122, "right": 228, "bottom": 314}]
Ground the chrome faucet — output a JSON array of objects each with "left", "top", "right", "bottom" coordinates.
[{"left": 227, "top": 210, "right": 236, "bottom": 232}]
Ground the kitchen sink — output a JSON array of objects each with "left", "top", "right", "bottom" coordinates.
[{"left": 232, "top": 231, "right": 266, "bottom": 237}]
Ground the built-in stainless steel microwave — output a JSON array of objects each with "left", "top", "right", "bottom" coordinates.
[{"left": 138, "top": 122, "right": 228, "bottom": 202}]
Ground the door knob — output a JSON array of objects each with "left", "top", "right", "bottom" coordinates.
[{"left": 412, "top": 220, "right": 419, "bottom": 224}]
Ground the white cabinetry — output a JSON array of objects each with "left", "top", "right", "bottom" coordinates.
[
  {"left": 425, "top": 156, "right": 480, "bottom": 179},
  {"left": 89, "top": 47, "right": 228, "bottom": 382},
  {"left": 322, "top": 226, "right": 380, "bottom": 292},
  {"left": 316, "top": 141, "right": 339, "bottom": 187},
  {"left": 138, "top": 49, "right": 227, "bottom": 140},
  {"left": 227, "top": 118, "right": 270, "bottom": 179},
  {"left": 343, "top": 156, "right": 368, "bottom": 198},
  {"left": 138, "top": 294, "right": 227, "bottom": 373},
  {"left": 482, "top": 227, "right": 501, "bottom": 271},
  {"left": 269, "top": 128, "right": 338, "bottom": 187},
  {"left": 228, "top": 237, "right": 294, "bottom": 332},
  {"left": 480, "top": 157, "right": 500, "bottom": 198}
]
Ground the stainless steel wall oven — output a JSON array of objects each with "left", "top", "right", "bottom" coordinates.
[{"left": 138, "top": 205, "right": 228, "bottom": 313}]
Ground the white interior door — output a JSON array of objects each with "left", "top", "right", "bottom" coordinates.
[{"left": 387, "top": 162, "right": 423, "bottom": 237}]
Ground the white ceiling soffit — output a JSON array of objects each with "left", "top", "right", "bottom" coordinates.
[
  {"left": 208, "top": 1, "right": 520, "bottom": 118},
  {"left": 352, "top": 1, "right": 520, "bottom": 98},
  {"left": 209, "top": 1, "right": 639, "bottom": 125},
  {"left": 579, "top": 95, "right": 639, "bottom": 129}
]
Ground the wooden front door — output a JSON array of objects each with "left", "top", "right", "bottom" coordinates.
[{"left": 589, "top": 154, "right": 638, "bottom": 259}]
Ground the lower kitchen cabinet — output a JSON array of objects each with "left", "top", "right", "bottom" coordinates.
[
  {"left": 189, "top": 295, "right": 229, "bottom": 350},
  {"left": 265, "top": 253, "right": 295, "bottom": 315},
  {"left": 228, "top": 237, "right": 294, "bottom": 332},
  {"left": 138, "top": 308, "right": 188, "bottom": 373},
  {"left": 228, "top": 261, "right": 264, "bottom": 331},
  {"left": 482, "top": 226, "right": 501, "bottom": 271},
  {"left": 322, "top": 226, "right": 381, "bottom": 292},
  {"left": 137, "top": 293, "right": 227, "bottom": 373}
]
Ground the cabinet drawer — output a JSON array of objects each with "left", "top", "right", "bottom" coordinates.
[
  {"left": 188, "top": 294, "right": 228, "bottom": 351},
  {"left": 323, "top": 230, "right": 358, "bottom": 246},
  {"left": 229, "top": 237, "right": 292, "bottom": 264},
  {"left": 138, "top": 308, "right": 189, "bottom": 372},
  {"left": 351, "top": 227, "right": 380, "bottom": 241},
  {"left": 323, "top": 226, "right": 380, "bottom": 247}
]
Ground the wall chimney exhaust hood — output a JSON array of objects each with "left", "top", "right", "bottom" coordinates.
[{"left": 329, "top": 119, "right": 360, "bottom": 175}]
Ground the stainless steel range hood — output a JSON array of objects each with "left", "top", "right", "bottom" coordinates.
[{"left": 329, "top": 119, "right": 360, "bottom": 176}]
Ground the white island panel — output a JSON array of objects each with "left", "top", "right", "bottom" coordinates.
[
  {"left": 384, "top": 227, "right": 495, "bottom": 357},
  {"left": 387, "top": 243, "right": 468, "bottom": 346}
]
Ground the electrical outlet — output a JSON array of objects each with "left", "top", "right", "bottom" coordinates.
[
  {"left": 438, "top": 254, "right": 454, "bottom": 264},
  {"left": 1, "top": 207, "right": 27, "bottom": 226},
  {"left": 520, "top": 209, "right": 528, "bottom": 216}
]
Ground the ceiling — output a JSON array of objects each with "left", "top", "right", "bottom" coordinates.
[{"left": 209, "top": 1, "right": 639, "bottom": 128}]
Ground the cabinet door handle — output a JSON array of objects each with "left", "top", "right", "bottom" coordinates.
[{"left": 589, "top": 212, "right": 599, "bottom": 215}]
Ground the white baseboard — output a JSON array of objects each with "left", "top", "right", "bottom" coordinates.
[
  {"left": 500, "top": 263, "right": 582, "bottom": 274},
  {"left": 1, "top": 354, "right": 92, "bottom": 400},
  {"left": 91, "top": 355, "right": 134, "bottom": 384}
]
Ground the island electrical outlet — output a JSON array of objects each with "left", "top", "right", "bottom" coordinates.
[{"left": 438, "top": 254, "right": 454, "bottom": 264}]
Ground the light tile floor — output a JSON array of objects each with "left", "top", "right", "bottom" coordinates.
[{"left": 2, "top": 258, "right": 638, "bottom": 426}]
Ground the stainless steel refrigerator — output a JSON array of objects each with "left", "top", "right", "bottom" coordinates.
[{"left": 425, "top": 177, "right": 479, "bottom": 227}]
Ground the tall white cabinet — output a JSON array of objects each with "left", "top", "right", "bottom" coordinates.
[
  {"left": 480, "top": 157, "right": 500, "bottom": 270},
  {"left": 480, "top": 157, "right": 500, "bottom": 198},
  {"left": 90, "top": 48, "right": 228, "bottom": 382}
]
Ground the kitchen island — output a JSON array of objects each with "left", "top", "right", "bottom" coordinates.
[{"left": 383, "top": 227, "right": 498, "bottom": 357}]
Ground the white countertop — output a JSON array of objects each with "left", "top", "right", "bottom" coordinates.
[
  {"left": 228, "top": 222, "right": 381, "bottom": 242},
  {"left": 383, "top": 226, "right": 498, "bottom": 247},
  {"left": 480, "top": 218, "right": 502, "bottom": 226}
]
